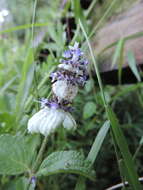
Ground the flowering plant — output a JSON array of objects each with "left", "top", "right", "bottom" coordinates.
[{"left": 16, "top": 41, "right": 95, "bottom": 188}]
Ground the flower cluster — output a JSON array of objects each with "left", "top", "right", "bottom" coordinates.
[{"left": 28, "top": 42, "right": 89, "bottom": 136}]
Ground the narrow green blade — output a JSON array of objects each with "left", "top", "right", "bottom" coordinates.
[{"left": 107, "top": 106, "right": 141, "bottom": 190}]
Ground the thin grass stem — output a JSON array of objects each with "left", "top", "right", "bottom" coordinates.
[
  {"left": 79, "top": 19, "right": 107, "bottom": 107},
  {"left": 89, "top": 0, "right": 118, "bottom": 38}
]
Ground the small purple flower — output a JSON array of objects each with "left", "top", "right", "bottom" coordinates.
[
  {"left": 74, "top": 48, "right": 83, "bottom": 58},
  {"left": 50, "top": 72, "right": 58, "bottom": 82},
  {"left": 40, "top": 98, "right": 49, "bottom": 108},
  {"left": 30, "top": 176, "right": 36, "bottom": 188},
  {"left": 68, "top": 43, "right": 84, "bottom": 63},
  {"left": 81, "top": 59, "right": 89, "bottom": 65},
  {"left": 69, "top": 41, "right": 79, "bottom": 50},
  {"left": 49, "top": 102, "right": 59, "bottom": 109},
  {"left": 40, "top": 98, "right": 74, "bottom": 111},
  {"left": 63, "top": 50, "right": 72, "bottom": 58}
]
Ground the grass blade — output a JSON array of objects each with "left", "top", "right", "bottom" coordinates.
[
  {"left": 73, "top": 0, "right": 88, "bottom": 34},
  {"left": 107, "top": 106, "right": 141, "bottom": 190},
  {"left": 98, "top": 31, "right": 143, "bottom": 56},
  {"left": 15, "top": 48, "right": 34, "bottom": 124},
  {"left": 111, "top": 38, "right": 125, "bottom": 84},
  {"left": 127, "top": 51, "right": 141, "bottom": 82},
  {"left": 79, "top": 19, "right": 106, "bottom": 106},
  {"left": 89, "top": 0, "right": 118, "bottom": 38},
  {"left": 112, "top": 39, "right": 124, "bottom": 68},
  {"left": 87, "top": 120, "right": 110, "bottom": 164},
  {"left": 86, "top": 0, "right": 97, "bottom": 17},
  {"left": 0, "top": 23, "right": 49, "bottom": 35}
]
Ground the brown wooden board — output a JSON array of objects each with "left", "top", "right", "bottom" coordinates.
[{"left": 92, "top": 0, "right": 143, "bottom": 73}]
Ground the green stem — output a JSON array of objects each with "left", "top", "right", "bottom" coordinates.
[
  {"left": 32, "top": 135, "right": 49, "bottom": 173},
  {"left": 89, "top": 0, "right": 118, "bottom": 38},
  {"left": 133, "top": 144, "right": 142, "bottom": 161},
  {"left": 79, "top": 19, "right": 107, "bottom": 107},
  {"left": 27, "top": 136, "right": 48, "bottom": 190},
  {"left": 31, "top": 0, "right": 37, "bottom": 47},
  {"left": 86, "top": 0, "right": 97, "bottom": 17}
]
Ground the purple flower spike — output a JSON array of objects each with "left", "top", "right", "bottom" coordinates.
[{"left": 50, "top": 41, "right": 90, "bottom": 101}]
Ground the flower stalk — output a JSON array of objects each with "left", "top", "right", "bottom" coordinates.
[{"left": 32, "top": 135, "right": 49, "bottom": 173}]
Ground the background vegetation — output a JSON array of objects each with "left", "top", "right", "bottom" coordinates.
[{"left": 0, "top": 0, "right": 143, "bottom": 189}]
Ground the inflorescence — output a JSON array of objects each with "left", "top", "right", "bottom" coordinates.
[{"left": 28, "top": 42, "right": 90, "bottom": 136}]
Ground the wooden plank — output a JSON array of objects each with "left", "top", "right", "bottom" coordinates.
[{"left": 93, "top": 0, "right": 143, "bottom": 72}]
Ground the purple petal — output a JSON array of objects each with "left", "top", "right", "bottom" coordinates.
[
  {"left": 69, "top": 42, "right": 79, "bottom": 50},
  {"left": 49, "top": 102, "right": 59, "bottom": 109},
  {"left": 63, "top": 50, "right": 71, "bottom": 58},
  {"left": 30, "top": 176, "right": 36, "bottom": 188}
]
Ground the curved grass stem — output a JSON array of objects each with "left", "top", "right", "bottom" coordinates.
[
  {"left": 79, "top": 19, "right": 107, "bottom": 107},
  {"left": 32, "top": 135, "right": 49, "bottom": 173}
]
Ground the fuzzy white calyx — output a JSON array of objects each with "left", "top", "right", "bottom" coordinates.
[
  {"left": 52, "top": 80, "right": 78, "bottom": 102},
  {"left": 28, "top": 107, "right": 76, "bottom": 136}
]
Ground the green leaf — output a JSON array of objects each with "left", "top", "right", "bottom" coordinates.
[
  {"left": 87, "top": 120, "right": 110, "bottom": 165},
  {"left": 83, "top": 102, "right": 96, "bottom": 119},
  {"left": 25, "top": 134, "right": 41, "bottom": 165},
  {"left": 139, "top": 136, "right": 143, "bottom": 145},
  {"left": 112, "top": 38, "right": 124, "bottom": 68},
  {"left": 106, "top": 106, "right": 141, "bottom": 190},
  {"left": 75, "top": 121, "right": 110, "bottom": 190},
  {"left": 108, "top": 37, "right": 125, "bottom": 83},
  {"left": 15, "top": 48, "right": 34, "bottom": 123},
  {"left": 37, "top": 151, "right": 95, "bottom": 180},
  {"left": 127, "top": 51, "right": 141, "bottom": 82},
  {"left": 85, "top": 79, "right": 94, "bottom": 93},
  {"left": 15, "top": 177, "right": 30, "bottom": 190},
  {"left": 0, "top": 76, "right": 17, "bottom": 94},
  {"left": 113, "top": 83, "right": 141, "bottom": 101},
  {"left": 0, "top": 135, "right": 33, "bottom": 175},
  {"left": 2, "top": 177, "right": 33, "bottom": 190},
  {"left": 0, "top": 112, "right": 15, "bottom": 133},
  {"left": 98, "top": 31, "right": 143, "bottom": 56},
  {"left": 73, "top": 0, "right": 88, "bottom": 34}
]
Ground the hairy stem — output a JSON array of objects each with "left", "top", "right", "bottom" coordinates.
[{"left": 32, "top": 135, "right": 49, "bottom": 173}]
